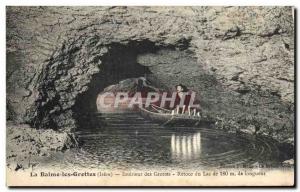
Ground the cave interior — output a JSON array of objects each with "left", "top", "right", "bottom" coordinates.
[{"left": 72, "top": 41, "right": 175, "bottom": 129}]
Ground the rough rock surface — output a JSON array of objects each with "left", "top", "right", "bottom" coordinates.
[
  {"left": 6, "top": 122, "right": 77, "bottom": 170},
  {"left": 6, "top": 7, "right": 294, "bottom": 143}
]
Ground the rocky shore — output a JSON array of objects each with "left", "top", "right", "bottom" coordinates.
[{"left": 6, "top": 122, "right": 77, "bottom": 171}]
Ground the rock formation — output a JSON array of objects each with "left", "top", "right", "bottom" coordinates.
[
  {"left": 6, "top": 122, "right": 77, "bottom": 170},
  {"left": 6, "top": 6, "right": 294, "bottom": 144}
]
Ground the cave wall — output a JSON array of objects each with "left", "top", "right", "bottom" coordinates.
[{"left": 6, "top": 7, "right": 294, "bottom": 142}]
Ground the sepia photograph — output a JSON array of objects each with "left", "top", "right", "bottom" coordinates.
[{"left": 5, "top": 5, "right": 295, "bottom": 187}]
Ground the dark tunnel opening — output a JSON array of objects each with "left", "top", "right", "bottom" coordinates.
[{"left": 72, "top": 41, "right": 171, "bottom": 129}]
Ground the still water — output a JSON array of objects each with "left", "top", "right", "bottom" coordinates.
[{"left": 46, "top": 112, "right": 286, "bottom": 170}]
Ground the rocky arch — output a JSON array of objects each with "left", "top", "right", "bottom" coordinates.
[
  {"left": 24, "top": 32, "right": 294, "bottom": 146},
  {"left": 28, "top": 37, "right": 192, "bottom": 131}
]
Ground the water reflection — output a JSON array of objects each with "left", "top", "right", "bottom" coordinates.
[
  {"left": 171, "top": 132, "right": 201, "bottom": 160},
  {"left": 45, "top": 113, "right": 284, "bottom": 170}
]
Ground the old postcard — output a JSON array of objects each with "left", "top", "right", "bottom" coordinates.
[{"left": 6, "top": 6, "right": 295, "bottom": 186}]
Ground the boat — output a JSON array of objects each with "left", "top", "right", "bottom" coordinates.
[{"left": 139, "top": 104, "right": 215, "bottom": 127}]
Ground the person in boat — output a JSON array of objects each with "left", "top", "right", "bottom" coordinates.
[
  {"left": 135, "top": 77, "right": 160, "bottom": 98},
  {"left": 172, "top": 84, "right": 201, "bottom": 117},
  {"left": 172, "top": 84, "right": 190, "bottom": 115},
  {"left": 134, "top": 77, "right": 163, "bottom": 108},
  {"left": 130, "top": 77, "right": 160, "bottom": 101}
]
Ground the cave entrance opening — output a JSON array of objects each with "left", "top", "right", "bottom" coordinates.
[{"left": 72, "top": 41, "right": 167, "bottom": 129}]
